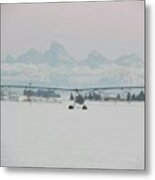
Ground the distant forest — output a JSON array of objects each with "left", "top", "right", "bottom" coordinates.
[{"left": 70, "top": 90, "right": 145, "bottom": 102}]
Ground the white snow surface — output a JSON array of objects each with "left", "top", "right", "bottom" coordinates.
[{"left": 1, "top": 101, "right": 144, "bottom": 169}]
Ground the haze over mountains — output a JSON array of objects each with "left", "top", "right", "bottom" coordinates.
[{"left": 2, "top": 41, "right": 144, "bottom": 88}]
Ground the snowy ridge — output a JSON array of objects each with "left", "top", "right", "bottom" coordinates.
[{"left": 1, "top": 41, "right": 144, "bottom": 88}]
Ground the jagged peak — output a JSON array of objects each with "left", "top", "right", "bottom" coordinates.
[
  {"left": 50, "top": 41, "right": 65, "bottom": 51},
  {"left": 89, "top": 49, "right": 103, "bottom": 56},
  {"left": 87, "top": 49, "right": 108, "bottom": 60},
  {"left": 115, "top": 53, "right": 142, "bottom": 63}
]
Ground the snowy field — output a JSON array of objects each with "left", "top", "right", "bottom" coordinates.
[{"left": 1, "top": 101, "right": 144, "bottom": 169}]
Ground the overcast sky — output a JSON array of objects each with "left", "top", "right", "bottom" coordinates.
[{"left": 1, "top": 1, "right": 144, "bottom": 60}]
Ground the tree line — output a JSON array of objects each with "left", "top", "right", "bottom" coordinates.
[{"left": 70, "top": 90, "right": 145, "bottom": 101}]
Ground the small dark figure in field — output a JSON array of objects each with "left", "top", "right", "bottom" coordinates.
[{"left": 68, "top": 94, "right": 87, "bottom": 110}]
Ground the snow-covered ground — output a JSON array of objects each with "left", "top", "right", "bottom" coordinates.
[{"left": 1, "top": 101, "right": 144, "bottom": 169}]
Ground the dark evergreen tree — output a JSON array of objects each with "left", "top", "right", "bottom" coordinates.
[
  {"left": 126, "top": 92, "right": 131, "bottom": 101},
  {"left": 117, "top": 94, "right": 121, "bottom": 100},
  {"left": 131, "top": 94, "right": 136, "bottom": 101},
  {"left": 70, "top": 93, "right": 74, "bottom": 101},
  {"left": 136, "top": 90, "right": 145, "bottom": 101}
]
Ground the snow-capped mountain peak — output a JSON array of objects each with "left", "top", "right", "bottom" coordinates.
[
  {"left": 1, "top": 42, "right": 144, "bottom": 87},
  {"left": 115, "top": 53, "right": 143, "bottom": 67},
  {"left": 82, "top": 50, "right": 109, "bottom": 67},
  {"left": 44, "top": 41, "right": 76, "bottom": 66},
  {"left": 50, "top": 41, "right": 65, "bottom": 50}
]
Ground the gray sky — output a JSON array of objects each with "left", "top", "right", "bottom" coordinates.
[{"left": 1, "top": 1, "right": 144, "bottom": 60}]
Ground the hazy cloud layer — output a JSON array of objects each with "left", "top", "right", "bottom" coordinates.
[{"left": 1, "top": 1, "right": 144, "bottom": 60}]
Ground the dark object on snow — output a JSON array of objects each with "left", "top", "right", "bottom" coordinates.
[
  {"left": 68, "top": 105, "right": 74, "bottom": 110},
  {"left": 82, "top": 105, "right": 88, "bottom": 110}
]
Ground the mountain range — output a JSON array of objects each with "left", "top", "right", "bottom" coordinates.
[{"left": 1, "top": 41, "right": 144, "bottom": 88}]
